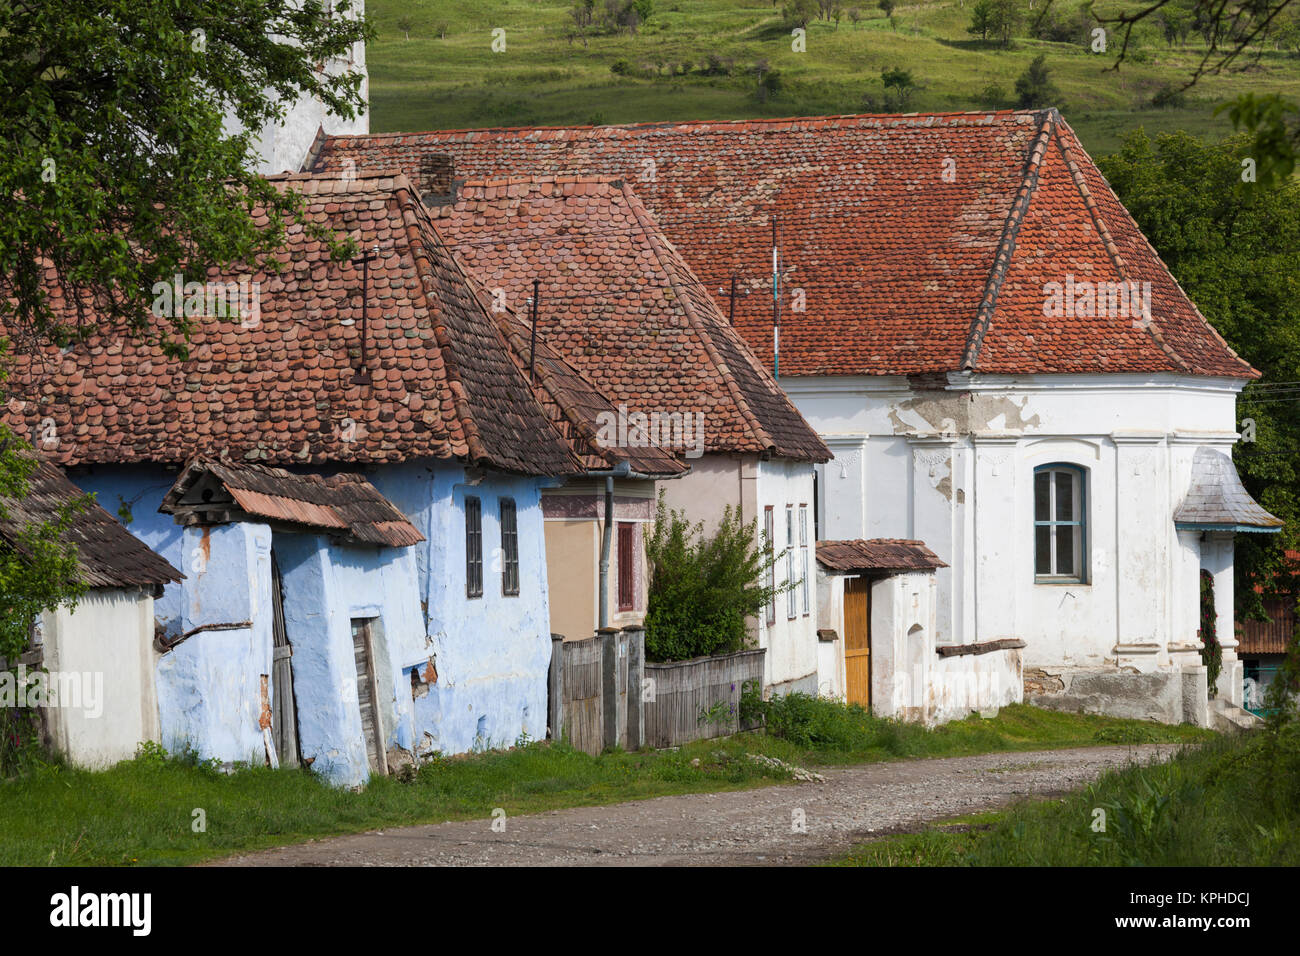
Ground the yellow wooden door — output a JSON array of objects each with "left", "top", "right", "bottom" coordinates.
[{"left": 844, "top": 576, "right": 871, "bottom": 708}]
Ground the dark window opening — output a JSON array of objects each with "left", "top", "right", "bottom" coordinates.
[
  {"left": 500, "top": 497, "right": 519, "bottom": 596},
  {"left": 466, "top": 495, "right": 483, "bottom": 598},
  {"left": 617, "top": 521, "right": 635, "bottom": 612}
]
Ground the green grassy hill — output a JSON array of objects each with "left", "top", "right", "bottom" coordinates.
[{"left": 364, "top": 0, "right": 1300, "bottom": 156}]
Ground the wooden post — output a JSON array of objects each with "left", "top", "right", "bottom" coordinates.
[
  {"left": 623, "top": 625, "right": 645, "bottom": 750},
  {"left": 599, "top": 627, "right": 619, "bottom": 752},
  {"left": 548, "top": 634, "right": 565, "bottom": 741}
]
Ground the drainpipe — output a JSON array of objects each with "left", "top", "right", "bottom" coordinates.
[{"left": 599, "top": 475, "right": 614, "bottom": 629}]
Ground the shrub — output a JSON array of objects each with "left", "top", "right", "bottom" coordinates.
[
  {"left": 1014, "top": 54, "right": 1060, "bottom": 109},
  {"left": 643, "top": 492, "right": 787, "bottom": 661},
  {"left": 1199, "top": 569, "right": 1221, "bottom": 694}
]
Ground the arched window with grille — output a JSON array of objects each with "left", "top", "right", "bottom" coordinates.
[{"left": 1034, "top": 464, "right": 1087, "bottom": 583}]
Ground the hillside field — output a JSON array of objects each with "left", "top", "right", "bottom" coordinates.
[{"left": 363, "top": 0, "right": 1300, "bottom": 155}]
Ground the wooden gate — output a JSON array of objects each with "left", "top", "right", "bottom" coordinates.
[
  {"left": 270, "top": 551, "right": 300, "bottom": 767},
  {"left": 350, "top": 618, "right": 387, "bottom": 776},
  {"left": 844, "top": 576, "right": 871, "bottom": 708}
]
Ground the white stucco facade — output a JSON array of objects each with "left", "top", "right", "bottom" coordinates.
[
  {"left": 229, "top": 1, "right": 370, "bottom": 175},
  {"left": 787, "top": 371, "right": 1254, "bottom": 709},
  {"left": 660, "top": 453, "right": 820, "bottom": 694},
  {"left": 36, "top": 588, "right": 161, "bottom": 768}
]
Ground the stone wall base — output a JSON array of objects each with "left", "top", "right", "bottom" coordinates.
[{"left": 1026, "top": 665, "right": 1211, "bottom": 728}]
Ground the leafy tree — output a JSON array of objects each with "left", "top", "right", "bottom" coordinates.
[
  {"left": 878, "top": 0, "right": 896, "bottom": 17},
  {"left": 1098, "top": 130, "right": 1300, "bottom": 614},
  {"left": 396, "top": 16, "right": 414, "bottom": 40},
  {"left": 643, "top": 494, "right": 789, "bottom": 662},
  {"left": 968, "top": 0, "right": 995, "bottom": 39},
  {"left": 783, "top": 0, "right": 819, "bottom": 29},
  {"left": 882, "top": 66, "right": 917, "bottom": 109},
  {"left": 0, "top": 0, "right": 371, "bottom": 359},
  {"left": 1014, "top": 53, "right": 1060, "bottom": 107},
  {"left": 969, "top": 0, "right": 1019, "bottom": 46},
  {"left": 1066, "top": 0, "right": 1300, "bottom": 183}
]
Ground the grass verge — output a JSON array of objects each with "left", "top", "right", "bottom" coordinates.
[
  {"left": 0, "top": 702, "right": 1210, "bottom": 866},
  {"left": 827, "top": 721, "right": 1300, "bottom": 866}
]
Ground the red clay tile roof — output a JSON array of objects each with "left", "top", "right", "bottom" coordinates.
[
  {"left": 1, "top": 172, "right": 586, "bottom": 477},
  {"left": 816, "top": 538, "right": 947, "bottom": 573},
  {"left": 425, "top": 176, "right": 829, "bottom": 461},
  {"left": 160, "top": 458, "right": 426, "bottom": 547},
  {"left": 314, "top": 109, "right": 1254, "bottom": 380},
  {"left": 491, "top": 309, "right": 689, "bottom": 477},
  {"left": 0, "top": 458, "right": 182, "bottom": 588}
]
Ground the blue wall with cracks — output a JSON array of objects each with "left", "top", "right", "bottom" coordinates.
[{"left": 66, "top": 459, "right": 556, "bottom": 786}]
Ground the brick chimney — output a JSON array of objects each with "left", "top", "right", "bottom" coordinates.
[{"left": 420, "top": 154, "right": 461, "bottom": 206}]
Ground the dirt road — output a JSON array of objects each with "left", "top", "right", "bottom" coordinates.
[{"left": 218, "top": 744, "right": 1178, "bottom": 866}]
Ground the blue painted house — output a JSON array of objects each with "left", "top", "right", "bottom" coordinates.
[{"left": 6, "top": 170, "right": 681, "bottom": 786}]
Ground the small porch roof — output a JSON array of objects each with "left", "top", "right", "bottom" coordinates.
[
  {"left": 1173, "top": 447, "right": 1283, "bottom": 533},
  {"left": 816, "top": 538, "right": 947, "bottom": 574},
  {"left": 160, "top": 459, "right": 425, "bottom": 548}
]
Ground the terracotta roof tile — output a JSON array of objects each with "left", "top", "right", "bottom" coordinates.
[
  {"left": 315, "top": 110, "right": 1254, "bottom": 380},
  {"left": 160, "top": 458, "right": 426, "bottom": 547},
  {"left": 426, "top": 176, "right": 829, "bottom": 461},
  {"left": 2, "top": 172, "right": 585, "bottom": 477},
  {"left": 816, "top": 538, "right": 947, "bottom": 573}
]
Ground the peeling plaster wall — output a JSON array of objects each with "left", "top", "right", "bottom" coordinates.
[
  {"left": 71, "top": 459, "right": 557, "bottom": 780},
  {"left": 157, "top": 522, "right": 273, "bottom": 766},
  {"left": 863, "top": 570, "right": 1021, "bottom": 723},
  {"left": 273, "top": 531, "right": 424, "bottom": 788},
  {"left": 372, "top": 463, "right": 553, "bottom": 756},
  {"left": 786, "top": 372, "right": 1247, "bottom": 691}
]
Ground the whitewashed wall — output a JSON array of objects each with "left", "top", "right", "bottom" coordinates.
[
  {"left": 228, "top": 0, "right": 370, "bottom": 175},
  {"left": 791, "top": 372, "right": 1247, "bottom": 684},
  {"left": 38, "top": 589, "right": 161, "bottom": 768}
]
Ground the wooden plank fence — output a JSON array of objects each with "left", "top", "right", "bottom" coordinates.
[
  {"left": 644, "top": 648, "right": 765, "bottom": 749},
  {"left": 548, "top": 630, "right": 765, "bottom": 753}
]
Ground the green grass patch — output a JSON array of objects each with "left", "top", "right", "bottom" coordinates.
[
  {"left": 828, "top": 721, "right": 1300, "bottom": 866},
  {"left": 364, "top": 0, "right": 1300, "bottom": 158},
  {"left": 0, "top": 702, "right": 1208, "bottom": 866},
  {"left": 745, "top": 693, "right": 1210, "bottom": 761}
]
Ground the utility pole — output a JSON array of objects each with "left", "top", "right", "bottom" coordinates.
[{"left": 772, "top": 217, "right": 781, "bottom": 379}]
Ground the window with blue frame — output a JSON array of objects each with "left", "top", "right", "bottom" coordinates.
[{"left": 1034, "top": 464, "right": 1086, "bottom": 582}]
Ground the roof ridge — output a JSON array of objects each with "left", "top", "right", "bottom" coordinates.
[
  {"left": 960, "top": 109, "right": 1057, "bottom": 372},
  {"left": 410, "top": 196, "right": 585, "bottom": 474},
  {"left": 459, "top": 174, "right": 623, "bottom": 189},
  {"left": 619, "top": 181, "right": 778, "bottom": 455},
  {"left": 323, "top": 109, "right": 1050, "bottom": 146},
  {"left": 393, "top": 185, "right": 488, "bottom": 464}
]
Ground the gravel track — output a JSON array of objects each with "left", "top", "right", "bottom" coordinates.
[{"left": 216, "top": 744, "right": 1179, "bottom": 866}]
